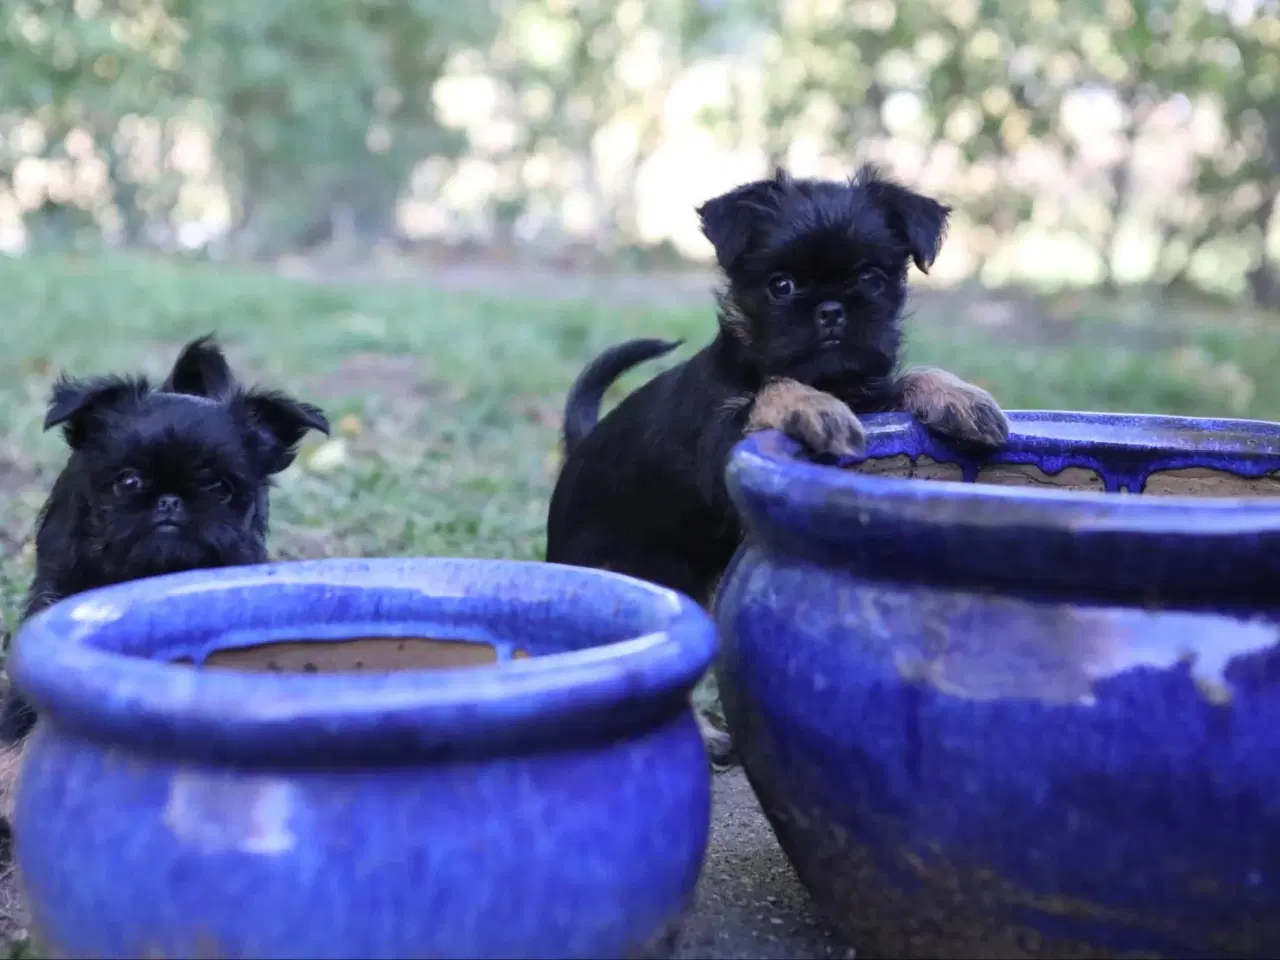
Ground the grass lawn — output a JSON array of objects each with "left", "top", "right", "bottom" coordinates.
[
  {"left": 1, "top": 252, "right": 1280, "bottom": 952},
  {"left": 3, "top": 253, "right": 1280, "bottom": 644}
]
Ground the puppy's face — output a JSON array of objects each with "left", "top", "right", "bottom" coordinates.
[
  {"left": 72, "top": 394, "right": 269, "bottom": 579},
  {"left": 698, "top": 166, "right": 950, "bottom": 388},
  {"left": 43, "top": 337, "right": 329, "bottom": 584}
]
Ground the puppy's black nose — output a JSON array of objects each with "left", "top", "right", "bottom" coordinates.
[
  {"left": 815, "top": 301, "right": 846, "bottom": 333},
  {"left": 154, "top": 494, "right": 185, "bottom": 522}
]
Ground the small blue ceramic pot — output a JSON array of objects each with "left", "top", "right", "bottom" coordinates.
[
  {"left": 715, "top": 411, "right": 1280, "bottom": 959},
  {"left": 10, "top": 557, "right": 716, "bottom": 960}
]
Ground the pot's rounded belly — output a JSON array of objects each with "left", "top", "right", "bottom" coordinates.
[
  {"left": 16, "top": 712, "right": 710, "bottom": 960},
  {"left": 715, "top": 544, "right": 1280, "bottom": 959}
]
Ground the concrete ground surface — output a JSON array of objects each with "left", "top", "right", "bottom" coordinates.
[{"left": 673, "top": 768, "right": 854, "bottom": 960}]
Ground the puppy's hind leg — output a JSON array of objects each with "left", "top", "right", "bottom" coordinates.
[
  {"left": 619, "top": 553, "right": 738, "bottom": 769},
  {"left": 694, "top": 689, "right": 734, "bottom": 769},
  {"left": 746, "top": 379, "right": 866, "bottom": 458},
  {"left": 694, "top": 574, "right": 736, "bottom": 769},
  {"left": 695, "top": 710, "right": 733, "bottom": 762},
  {"left": 0, "top": 692, "right": 36, "bottom": 747},
  {"left": 896, "top": 367, "right": 1009, "bottom": 448}
]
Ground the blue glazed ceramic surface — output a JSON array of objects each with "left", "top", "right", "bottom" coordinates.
[
  {"left": 10, "top": 557, "right": 717, "bottom": 960},
  {"left": 715, "top": 411, "right": 1280, "bottom": 958},
  {"left": 855, "top": 409, "right": 1280, "bottom": 491}
]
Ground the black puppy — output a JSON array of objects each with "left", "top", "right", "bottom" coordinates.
[
  {"left": 0, "top": 336, "right": 330, "bottom": 743},
  {"left": 546, "top": 167, "right": 1009, "bottom": 758}
]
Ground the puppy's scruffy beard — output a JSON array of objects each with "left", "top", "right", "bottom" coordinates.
[
  {"left": 715, "top": 277, "right": 903, "bottom": 402},
  {"left": 81, "top": 498, "right": 267, "bottom": 588}
]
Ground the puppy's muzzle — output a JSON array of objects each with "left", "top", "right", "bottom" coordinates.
[
  {"left": 815, "top": 301, "right": 846, "bottom": 341},
  {"left": 153, "top": 493, "right": 187, "bottom": 531}
]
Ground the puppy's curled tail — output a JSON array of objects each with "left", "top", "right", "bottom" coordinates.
[{"left": 563, "top": 338, "right": 683, "bottom": 456}]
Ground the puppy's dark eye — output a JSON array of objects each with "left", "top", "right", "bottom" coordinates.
[
  {"left": 203, "top": 478, "right": 234, "bottom": 504},
  {"left": 858, "top": 267, "right": 886, "bottom": 291},
  {"left": 112, "top": 470, "right": 144, "bottom": 497},
  {"left": 767, "top": 274, "right": 796, "bottom": 300}
]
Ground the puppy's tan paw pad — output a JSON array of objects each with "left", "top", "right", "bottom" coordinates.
[
  {"left": 780, "top": 398, "right": 866, "bottom": 458},
  {"left": 900, "top": 369, "right": 1009, "bottom": 449},
  {"left": 747, "top": 379, "right": 866, "bottom": 457},
  {"left": 922, "top": 386, "right": 1009, "bottom": 448}
]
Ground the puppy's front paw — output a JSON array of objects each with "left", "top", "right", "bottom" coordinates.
[
  {"left": 746, "top": 379, "right": 866, "bottom": 458},
  {"left": 898, "top": 367, "right": 1009, "bottom": 448}
]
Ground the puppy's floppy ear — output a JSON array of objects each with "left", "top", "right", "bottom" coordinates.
[
  {"left": 697, "top": 168, "right": 792, "bottom": 272},
  {"left": 238, "top": 388, "right": 331, "bottom": 474},
  {"left": 43, "top": 375, "right": 150, "bottom": 449},
  {"left": 162, "top": 334, "right": 236, "bottom": 399},
  {"left": 857, "top": 164, "right": 951, "bottom": 273}
]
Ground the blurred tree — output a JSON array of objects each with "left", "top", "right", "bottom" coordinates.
[
  {"left": 1165, "top": 0, "right": 1280, "bottom": 306},
  {"left": 0, "top": 0, "right": 1275, "bottom": 304},
  {"left": 0, "top": 0, "right": 495, "bottom": 256}
]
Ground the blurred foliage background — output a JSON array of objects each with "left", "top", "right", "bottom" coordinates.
[{"left": 0, "top": 0, "right": 1277, "bottom": 303}]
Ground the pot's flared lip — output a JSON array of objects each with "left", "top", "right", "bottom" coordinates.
[
  {"left": 859, "top": 408, "right": 1280, "bottom": 467},
  {"left": 727, "top": 412, "right": 1280, "bottom": 604},
  {"left": 11, "top": 557, "right": 717, "bottom": 763},
  {"left": 735, "top": 411, "right": 1280, "bottom": 528}
]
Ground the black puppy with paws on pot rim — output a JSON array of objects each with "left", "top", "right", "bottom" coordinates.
[{"left": 546, "top": 166, "right": 1010, "bottom": 762}]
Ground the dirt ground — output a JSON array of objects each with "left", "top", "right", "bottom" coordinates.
[
  {"left": 0, "top": 742, "right": 28, "bottom": 949},
  {"left": 675, "top": 768, "right": 850, "bottom": 959}
]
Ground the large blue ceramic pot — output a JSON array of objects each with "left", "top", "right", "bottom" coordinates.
[
  {"left": 715, "top": 411, "right": 1280, "bottom": 959},
  {"left": 10, "top": 557, "right": 716, "bottom": 960}
]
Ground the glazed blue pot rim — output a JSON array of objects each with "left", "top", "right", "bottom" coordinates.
[
  {"left": 11, "top": 557, "right": 717, "bottom": 762},
  {"left": 732, "top": 417, "right": 1280, "bottom": 533},
  {"left": 857, "top": 408, "right": 1280, "bottom": 464},
  {"left": 727, "top": 413, "right": 1280, "bottom": 604}
]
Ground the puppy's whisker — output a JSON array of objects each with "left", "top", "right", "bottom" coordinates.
[{"left": 718, "top": 395, "right": 752, "bottom": 422}]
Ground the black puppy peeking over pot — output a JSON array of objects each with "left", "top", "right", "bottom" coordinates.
[
  {"left": 546, "top": 165, "right": 1011, "bottom": 763},
  {"left": 0, "top": 336, "right": 330, "bottom": 744}
]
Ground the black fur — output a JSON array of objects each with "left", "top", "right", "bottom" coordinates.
[
  {"left": 548, "top": 339, "right": 749, "bottom": 601},
  {"left": 563, "top": 338, "right": 683, "bottom": 455},
  {"left": 0, "top": 336, "right": 330, "bottom": 743},
  {"left": 546, "top": 165, "right": 997, "bottom": 606}
]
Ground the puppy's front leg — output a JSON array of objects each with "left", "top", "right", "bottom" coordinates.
[
  {"left": 746, "top": 378, "right": 866, "bottom": 458},
  {"left": 896, "top": 367, "right": 1009, "bottom": 448}
]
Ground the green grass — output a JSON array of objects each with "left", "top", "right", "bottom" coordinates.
[{"left": 2, "top": 252, "right": 1280, "bottom": 648}]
